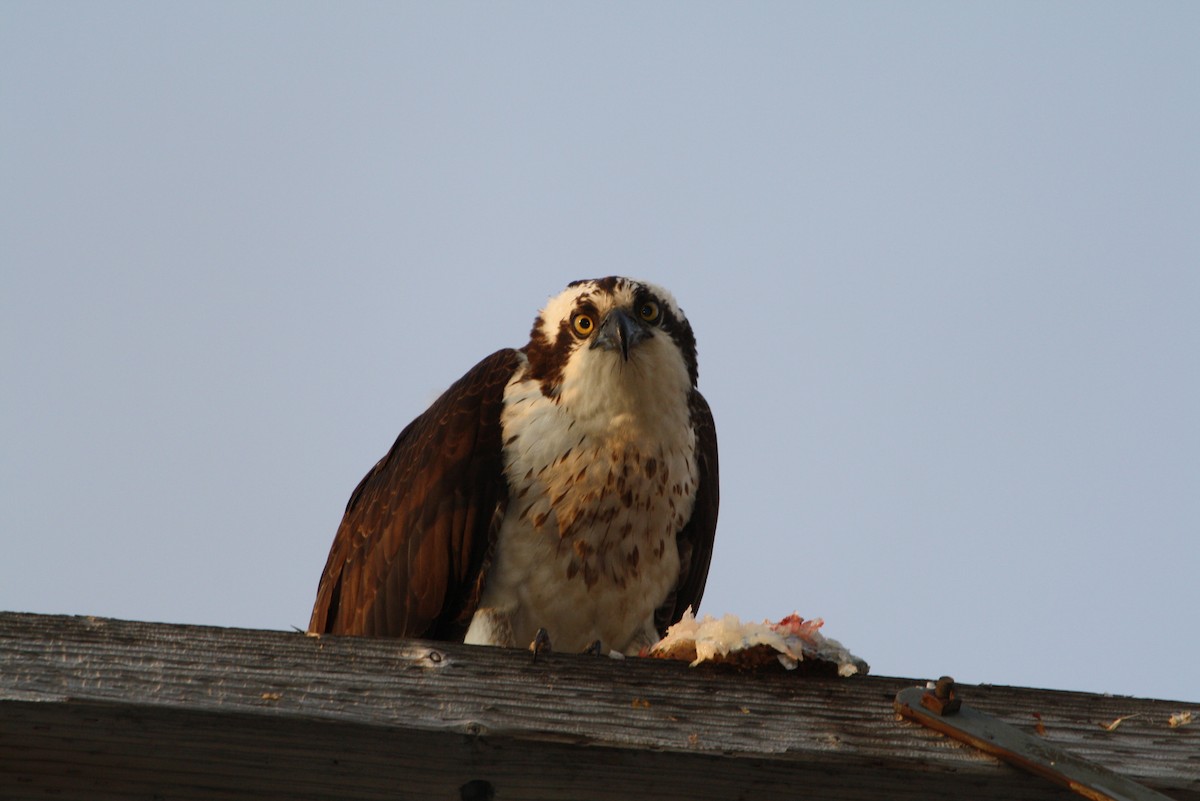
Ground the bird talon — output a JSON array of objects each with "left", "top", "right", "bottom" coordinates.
[
  {"left": 582, "top": 639, "right": 603, "bottom": 656},
  {"left": 529, "top": 627, "right": 552, "bottom": 661}
]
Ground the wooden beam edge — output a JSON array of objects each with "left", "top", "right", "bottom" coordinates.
[{"left": 1, "top": 611, "right": 1196, "bottom": 799}]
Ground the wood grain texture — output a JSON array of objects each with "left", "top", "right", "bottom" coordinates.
[{"left": 1, "top": 612, "right": 1196, "bottom": 801}]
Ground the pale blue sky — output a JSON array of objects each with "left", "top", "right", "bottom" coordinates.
[{"left": 2, "top": 2, "right": 1197, "bottom": 703}]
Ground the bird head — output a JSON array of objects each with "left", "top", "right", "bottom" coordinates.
[{"left": 523, "top": 277, "right": 699, "bottom": 406}]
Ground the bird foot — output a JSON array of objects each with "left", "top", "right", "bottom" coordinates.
[
  {"left": 582, "top": 639, "right": 603, "bottom": 656},
  {"left": 529, "top": 627, "right": 552, "bottom": 661}
]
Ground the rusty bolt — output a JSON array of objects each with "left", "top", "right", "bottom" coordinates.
[{"left": 922, "top": 675, "right": 962, "bottom": 716}]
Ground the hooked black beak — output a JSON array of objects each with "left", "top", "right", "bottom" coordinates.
[{"left": 589, "top": 308, "right": 648, "bottom": 361}]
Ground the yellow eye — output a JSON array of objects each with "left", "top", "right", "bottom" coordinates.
[
  {"left": 572, "top": 313, "right": 595, "bottom": 337},
  {"left": 638, "top": 300, "right": 660, "bottom": 323}
]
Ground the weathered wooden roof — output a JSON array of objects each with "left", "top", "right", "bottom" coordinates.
[{"left": 1, "top": 612, "right": 1195, "bottom": 800}]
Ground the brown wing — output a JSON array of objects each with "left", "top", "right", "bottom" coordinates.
[
  {"left": 308, "top": 349, "right": 522, "bottom": 638},
  {"left": 655, "top": 389, "right": 719, "bottom": 636}
]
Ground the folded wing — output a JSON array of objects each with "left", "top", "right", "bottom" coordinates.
[{"left": 308, "top": 349, "right": 522, "bottom": 638}]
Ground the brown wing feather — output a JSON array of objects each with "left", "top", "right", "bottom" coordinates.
[
  {"left": 655, "top": 389, "right": 719, "bottom": 636},
  {"left": 308, "top": 349, "right": 521, "bottom": 638}
]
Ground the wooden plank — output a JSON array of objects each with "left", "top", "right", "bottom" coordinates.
[{"left": 0, "top": 612, "right": 1196, "bottom": 800}]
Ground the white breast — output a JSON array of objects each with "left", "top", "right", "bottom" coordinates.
[{"left": 469, "top": 353, "right": 698, "bottom": 654}]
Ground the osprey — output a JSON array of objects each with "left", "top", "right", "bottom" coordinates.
[{"left": 309, "top": 277, "right": 718, "bottom": 655}]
